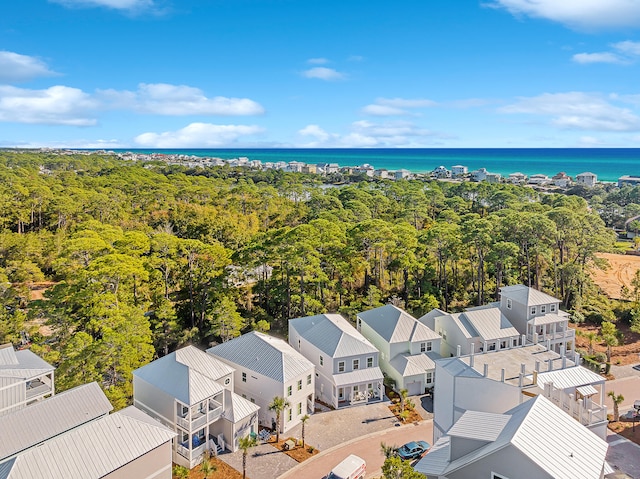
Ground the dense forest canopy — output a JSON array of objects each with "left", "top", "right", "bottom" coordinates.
[{"left": 0, "top": 150, "right": 635, "bottom": 407}]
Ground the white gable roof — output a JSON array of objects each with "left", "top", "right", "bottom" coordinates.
[
  {"left": 0, "top": 346, "right": 54, "bottom": 380},
  {"left": 500, "top": 285, "right": 560, "bottom": 306},
  {"left": 461, "top": 308, "right": 519, "bottom": 341},
  {"left": 133, "top": 345, "right": 231, "bottom": 405},
  {"left": 390, "top": 352, "right": 438, "bottom": 376},
  {"left": 358, "top": 305, "right": 439, "bottom": 343},
  {"left": 0, "top": 382, "right": 112, "bottom": 461},
  {"left": 0, "top": 411, "right": 175, "bottom": 479},
  {"left": 535, "top": 366, "right": 605, "bottom": 390},
  {"left": 223, "top": 389, "right": 260, "bottom": 423},
  {"left": 208, "top": 332, "right": 313, "bottom": 383},
  {"left": 289, "top": 314, "right": 378, "bottom": 357}
]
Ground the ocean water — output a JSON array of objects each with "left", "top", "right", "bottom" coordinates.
[{"left": 112, "top": 148, "right": 640, "bottom": 183}]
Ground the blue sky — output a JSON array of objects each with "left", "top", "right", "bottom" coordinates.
[{"left": 3, "top": 0, "right": 640, "bottom": 148}]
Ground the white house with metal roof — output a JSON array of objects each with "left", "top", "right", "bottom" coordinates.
[
  {"left": 421, "top": 307, "right": 521, "bottom": 358},
  {"left": 207, "top": 331, "right": 315, "bottom": 434},
  {"left": 0, "top": 382, "right": 112, "bottom": 462},
  {"left": 415, "top": 395, "right": 610, "bottom": 479},
  {"left": 499, "top": 284, "right": 575, "bottom": 354},
  {"left": 289, "top": 314, "right": 384, "bottom": 409},
  {"left": 357, "top": 304, "right": 441, "bottom": 395},
  {"left": 0, "top": 343, "right": 55, "bottom": 416},
  {"left": 0, "top": 407, "right": 176, "bottom": 479},
  {"left": 432, "top": 344, "right": 608, "bottom": 442},
  {"left": 133, "top": 345, "right": 259, "bottom": 468}
]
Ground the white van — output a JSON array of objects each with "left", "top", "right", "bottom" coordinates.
[{"left": 326, "top": 454, "right": 366, "bottom": 479}]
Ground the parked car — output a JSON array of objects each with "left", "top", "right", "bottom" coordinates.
[
  {"left": 326, "top": 454, "right": 366, "bottom": 479},
  {"left": 396, "top": 440, "right": 430, "bottom": 460}
]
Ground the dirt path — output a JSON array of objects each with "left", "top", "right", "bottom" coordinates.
[{"left": 591, "top": 253, "right": 640, "bottom": 300}]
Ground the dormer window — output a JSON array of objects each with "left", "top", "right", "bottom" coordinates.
[
  {"left": 530, "top": 306, "right": 536, "bottom": 315},
  {"left": 541, "top": 305, "right": 546, "bottom": 314},
  {"left": 338, "top": 361, "right": 345, "bottom": 373},
  {"left": 550, "top": 304, "right": 556, "bottom": 312},
  {"left": 506, "top": 298, "right": 512, "bottom": 309}
]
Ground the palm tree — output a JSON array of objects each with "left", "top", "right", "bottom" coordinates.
[
  {"left": 268, "top": 396, "right": 290, "bottom": 443},
  {"left": 300, "top": 414, "right": 310, "bottom": 448},
  {"left": 608, "top": 390, "right": 624, "bottom": 422},
  {"left": 584, "top": 331, "right": 599, "bottom": 356},
  {"left": 238, "top": 434, "right": 257, "bottom": 479},
  {"left": 200, "top": 451, "right": 217, "bottom": 479},
  {"left": 399, "top": 388, "right": 409, "bottom": 412},
  {"left": 172, "top": 465, "right": 189, "bottom": 479},
  {"left": 380, "top": 441, "right": 398, "bottom": 459}
]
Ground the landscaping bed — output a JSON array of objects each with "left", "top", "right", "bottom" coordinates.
[
  {"left": 172, "top": 458, "right": 243, "bottom": 479},
  {"left": 270, "top": 437, "right": 320, "bottom": 463}
]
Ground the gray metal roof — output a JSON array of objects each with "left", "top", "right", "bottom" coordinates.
[
  {"left": 222, "top": 389, "right": 260, "bottom": 423},
  {"left": 133, "top": 345, "right": 231, "bottom": 405},
  {"left": 461, "top": 308, "right": 519, "bottom": 341},
  {"left": 530, "top": 313, "right": 566, "bottom": 325},
  {"left": 414, "top": 436, "right": 450, "bottom": 475},
  {"left": 333, "top": 366, "right": 384, "bottom": 387},
  {"left": 0, "top": 382, "right": 113, "bottom": 461},
  {"left": 535, "top": 366, "right": 605, "bottom": 390},
  {"left": 447, "top": 410, "right": 510, "bottom": 442},
  {"left": 500, "top": 284, "right": 560, "bottom": 307},
  {"left": 417, "top": 308, "right": 446, "bottom": 330},
  {"left": 436, "top": 357, "right": 483, "bottom": 379},
  {"left": 390, "top": 352, "right": 438, "bottom": 376},
  {"left": 0, "top": 411, "right": 176, "bottom": 479},
  {"left": 357, "top": 305, "right": 439, "bottom": 343},
  {"left": 0, "top": 348, "right": 54, "bottom": 379},
  {"left": 208, "top": 332, "right": 314, "bottom": 383},
  {"left": 289, "top": 314, "right": 378, "bottom": 358}
]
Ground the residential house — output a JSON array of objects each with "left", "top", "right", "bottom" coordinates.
[
  {"left": 506, "top": 172, "right": 527, "bottom": 184},
  {"left": 421, "top": 306, "right": 521, "bottom": 358},
  {"left": 415, "top": 395, "right": 610, "bottom": 479},
  {"left": 357, "top": 305, "right": 441, "bottom": 395},
  {"left": 0, "top": 382, "right": 112, "bottom": 462},
  {"left": 433, "top": 166, "right": 451, "bottom": 179},
  {"left": 301, "top": 164, "right": 317, "bottom": 174},
  {"left": 499, "top": 284, "right": 575, "bottom": 354},
  {"left": 451, "top": 165, "right": 468, "bottom": 177},
  {"left": 207, "top": 332, "right": 314, "bottom": 435},
  {"left": 0, "top": 344, "right": 55, "bottom": 416},
  {"left": 576, "top": 171, "right": 598, "bottom": 187},
  {"left": 432, "top": 344, "right": 608, "bottom": 442},
  {"left": 374, "top": 169, "right": 392, "bottom": 179},
  {"left": 528, "top": 173, "right": 551, "bottom": 185},
  {"left": 471, "top": 168, "right": 501, "bottom": 183},
  {"left": 0, "top": 407, "right": 176, "bottom": 479},
  {"left": 395, "top": 169, "right": 412, "bottom": 180},
  {"left": 618, "top": 175, "right": 640, "bottom": 187},
  {"left": 289, "top": 314, "right": 384, "bottom": 409},
  {"left": 553, "top": 171, "right": 572, "bottom": 187},
  {"left": 133, "top": 346, "right": 259, "bottom": 468}
]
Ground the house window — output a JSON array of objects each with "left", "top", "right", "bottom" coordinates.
[
  {"left": 367, "top": 383, "right": 373, "bottom": 393},
  {"left": 338, "top": 361, "right": 345, "bottom": 373},
  {"left": 320, "top": 356, "right": 324, "bottom": 366},
  {"left": 242, "top": 372, "right": 247, "bottom": 383},
  {"left": 224, "top": 377, "right": 230, "bottom": 386},
  {"left": 298, "top": 379, "right": 302, "bottom": 390},
  {"left": 550, "top": 304, "right": 556, "bottom": 312},
  {"left": 500, "top": 340, "right": 506, "bottom": 349},
  {"left": 242, "top": 394, "right": 247, "bottom": 399},
  {"left": 353, "top": 359, "right": 359, "bottom": 370},
  {"left": 307, "top": 374, "right": 312, "bottom": 385},
  {"left": 298, "top": 339, "right": 301, "bottom": 349},
  {"left": 420, "top": 342, "right": 426, "bottom": 352},
  {"left": 506, "top": 298, "right": 512, "bottom": 309},
  {"left": 287, "top": 385, "right": 292, "bottom": 396},
  {"left": 426, "top": 372, "right": 433, "bottom": 384},
  {"left": 338, "top": 387, "right": 344, "bottom": 399},
  {"left": 367, "top": 357, "right": 373, "bottom": 368},
  {"left": 287, "top": 409, "right": 292, "bottom": 421},
  {"left": 353, "top": 384, "right": 359, "bottom": 393},
  {"left": 357, "top": 318, "right": 361, "bottom": 330},
  {"left": 513, "top": 338, "right": 518, "bottom": 347},
  {"left": 443, "top": 332, "right": 447, "bottom": 340},
  {"left": 531, "top": 306, "right": 536, "bottom": 315},
  {"left": 297, "top": 402, "right": 302, "bottom": 415},
  {"left": 250, "top": 398, "right": 255, "bottom": 403},
  {"left": 541, "top": 305, "right": 546, "bottom": 314},
  {"left": 488, "top": 343, "right": 496, "bottom": 351},
  {"left": 426, "top": 341, "right": 432, "bottom": 351}
]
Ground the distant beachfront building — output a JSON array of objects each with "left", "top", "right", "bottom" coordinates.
[
  {"left": 507, "top": 172, "right": 527, "bottom": 184},
  {"left": 395, "top": 169, "right": 412, "bottom": 180},
  {"left": 433, "top": 165, "right": 451, "bottom": 179},
  {"left": 528, "top": 174, "right": 551, "bottom": 186},
  {"left": 618, "top": 175, "right": 640, "bottom": 187},
  {"left": 374, "top": 169, "right": 392, "bottom": 179},
  {"left": 451, "top": 165, "right": 468, "bottom": 177},
  {"left": 286, "top": 161, "right": 305, "bottom": 173},
  {"left": 354, "top": 164, "right": 375, "bottom": 177},
  {"left": 552, "top": 172, "right": 572, "bottom": 188},
  {"left": 472, "top": 168, "right": 501, "bottom": 183},
  {"left": 301, "top": 164, "right": 317, "bottom": 174},
  {"left": 576, "top": 172, "right": 597, "bottom": 187}
]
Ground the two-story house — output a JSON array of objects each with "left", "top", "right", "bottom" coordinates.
[
  {"left": 0, "top": 343, "right": 55, "bottom": 416},
  {"left": 289, "top": 314, "right": 384, "bottom": 409},
  {"left": 133, "top": 346, "right": 259, "bottom": 469},
  {"left": 499, "top": 285, "right": 575, "bottom": 354},
  {"left": 207, "top": 332, "right": 314, "bottom": 434},
  {"left": 357, "top": 305, "right": 441, "bottom": 395},
  {"left": 421, "top": 306, "right": 521, "bottom": 357}
]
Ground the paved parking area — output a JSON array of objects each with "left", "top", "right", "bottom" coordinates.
[{"left": 217, "top": 400, "right": 401, "bottom": 479}]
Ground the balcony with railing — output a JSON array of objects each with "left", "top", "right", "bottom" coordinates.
[
  {"left": 542, "top": 386, "right": 607, "bottom": 428},
  {"left": 175, "top": 397, "right": 223, "bottom": 431},
  {"left": 25, "top": 376, "right": 53, "bottom": 400}
]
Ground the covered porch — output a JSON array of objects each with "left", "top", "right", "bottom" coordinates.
[{"left": 335, "top": 367, "right": 384, "bottom": 408}]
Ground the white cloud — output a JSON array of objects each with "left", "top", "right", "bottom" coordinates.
[
  {"left": 98, "top": 83, "right": 264, "bottom": 115},
  {"left": 500, "top": 92, "right": 640, "bottom": 131},
  {"left": 307, "top": 58, "right": 329, "bottom": 65},
  {"left": 49, "top": 0, "right": 153, "bottom": 10},
  {"left": 613, "top": 40, "right": 640, "bottom": 55},
  {"left": 298, "top": 120, "right": 447, "bottom": 147},
  {"left": 362, "top": 97, "right": 437, "bottom": 116},
  {"left": 134, "top": 122, "right": 265, "bottom": 147},
  {"left": 572, "top": 52, "right": 625, "bottom": 64},
  {"left": 490, "top": 0, "right": 640, "bottom": 29},
  {"left": 0, "top": 51, "right": 57, "bottom": 83},
  {"left": 301, "top": 67, "right": 345, "bottom": 81},
  {"left": 0, "top": 85, "right": 98, "bottom": 125}
]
